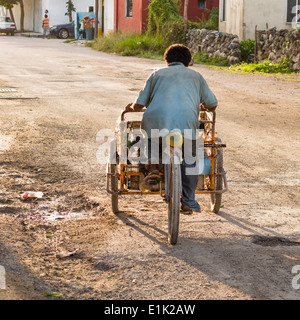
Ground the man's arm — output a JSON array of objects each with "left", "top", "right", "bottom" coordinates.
[
  {"left": 200, "top": 75, "right": 218, "bottom": 112},
  {"left": 124, "top": 103, "right": 145, "bottom": 112}
]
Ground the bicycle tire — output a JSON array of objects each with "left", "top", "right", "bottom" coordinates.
[
  {"left": 210, "top": 137, "right": 223, "bottom": 213},
  {"left": 110, "top": 163, "right": 119, "bottom": 214},
  {"left": 167, "top": 154, "right": 181, "bottom": 245}
]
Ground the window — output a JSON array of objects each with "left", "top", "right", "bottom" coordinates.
[
  {"left": 287, "top": 0, "right": 300, "bottom": 23},
  {"left": 198, "top": 0, "right": 206, "bottom": 9},
  {"left": 125, "top": 0, "right": 133, "bottom": 18},
  {"left": 221, "top": 0, "right": 226, "bottom": 21}
]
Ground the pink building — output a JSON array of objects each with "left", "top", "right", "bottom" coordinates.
[{"left": 114, "top": 0, "right": 219, "bottom": 34}]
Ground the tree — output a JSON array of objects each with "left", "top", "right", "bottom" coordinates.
[
  {"left": 65, "top": 0, "right": 76, "bottom": 23},
  {"left": 17, "top": 0, "right": 24, "bottom": 31},
  {"left": 183, "top": 0, "right": 189, "bottom": 31},
  {"left": 0, "top": 0, "right": 17, "bottom": 23},
  {"left": 0, "top": 0, "right": 24, "bottom": 31}
]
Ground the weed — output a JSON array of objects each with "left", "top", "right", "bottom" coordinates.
[
  {"left": 193, "top": 52, "right": 230, "bottom": 66},
  {"left": 230, "top": 57, "right": 294, "bottom": 74}
]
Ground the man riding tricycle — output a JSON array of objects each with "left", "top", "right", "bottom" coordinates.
[{"left": 106, "top": 44, "right": 227, "bottom": 245}]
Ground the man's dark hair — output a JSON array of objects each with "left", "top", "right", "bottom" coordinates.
[
  {"left": 45, "top": 15, "right": 48, "bottom": 18},
  {"left": 163, "top": 44, "right": 192, "bottom": 67}
]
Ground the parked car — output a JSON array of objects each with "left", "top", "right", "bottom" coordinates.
[
  {"left": 50, "top": 22, "right": 75, "bottom": 39},
  {"left": 0, "top": 16, "right": 16, "bottom": 36}
]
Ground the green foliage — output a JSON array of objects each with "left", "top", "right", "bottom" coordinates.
[
  {"left": 194, "top": 52, "right": 230, "bottom": 66},
  {"left": 146, "top": 0, "right": 187, "bottom": 45},
  {"left": 91, "top": 32, "right": 169, "bottom": 58},
  {"left": 206, "top": 7, "right": 219, "bottom": 30},
  {"left": 195, "top": 7, "right": 219, "bottom": 30},
  {"left": 240, "top": 39, "right": 255, "bottom": 62},
  {"left": 89, "top": 2, "right": 220, "bottom": 62},
  {"left": 0, "top": 0, "right": 18, "bottom": 9},
  {"left": 164, "top": 19, "right": 187, "bottom": 44},
  {"left": 231, "top": 57, "right": 294, "bottom": 74},
  {"left": 45, "top": 292, "right": 62, "bottom": 297},
  {"left": 147, "top": 0, "right": 181, "bottom": 35}
]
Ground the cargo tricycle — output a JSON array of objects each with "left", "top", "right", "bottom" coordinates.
[{"left": 106, "top": 108, "right": 227, "bottom": 245}]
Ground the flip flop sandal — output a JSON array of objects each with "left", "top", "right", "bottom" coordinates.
[{"left": 144, "top": 170, "right": 161, "bottom": 185}]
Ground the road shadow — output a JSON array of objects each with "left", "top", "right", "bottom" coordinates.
[
  {"left": 0, "top": 240, "right": 61, "bottom": 300},
  {"left": 114, "top": 209, "right": 300, "bottom": 299}
]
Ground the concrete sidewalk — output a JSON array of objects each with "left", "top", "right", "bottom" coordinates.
[{"left": 16, "top": 31, "right": 43, "bottom": 38}]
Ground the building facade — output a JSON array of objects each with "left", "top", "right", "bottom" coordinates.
[
  {"left": 3, "top": 0, "right": 221, "bottom": 35},
  {"left": 219, "top": 0, "right": 300, "bottom": 40},
  {"left": 114, "top": 0, "right": 220, "bottom": 34},
  {"left": 8, "top": 0, "right": 95, "bottom": 32},
  {"left": 183, "top": 0, "right": 219, "bottom": 21},
  {"left": 114, "top": 0, "right": 149, "bottom": 34}
]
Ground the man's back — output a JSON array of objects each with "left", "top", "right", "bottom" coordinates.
[{"left": 137, "top": 62, "right": 217, "bottom": 139}]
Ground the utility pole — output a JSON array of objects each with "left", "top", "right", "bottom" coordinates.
[
  {"left": 102, "top": 0, "right": 104, "bottom": 35},
  {"left": 94, "top": 0, "right": 99, "bottom": 39}
]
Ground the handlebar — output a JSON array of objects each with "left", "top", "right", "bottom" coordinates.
[
  {"left": 121, "top": 108, "right": 146, "bottom": 121},
  {"left": 121, "top": 107, "right": 216, "bottom": 122}
]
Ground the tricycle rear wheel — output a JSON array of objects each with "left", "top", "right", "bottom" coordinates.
[
  {"left": 110, "top": 163, "right": 119, "bottom": 214},
  {"left": 210, "top": 137, "right": 223, "bottom": 213}
]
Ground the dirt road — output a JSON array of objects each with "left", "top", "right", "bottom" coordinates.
[{"left": 0, "top": 36, "right": 299, "bottom": 300}]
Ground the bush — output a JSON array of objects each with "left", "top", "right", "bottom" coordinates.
[
  {"left": 204, "top": 7, "right": 219, "bottom": 30},
  {"left": 147, "top": 0, "right": 181, "bottom": 35},
  {"left": 193, "top": 7, "right": 219, "bottom": 30},
  {"left": 240, "top": 39, "right": 255, "bottom": 62}
]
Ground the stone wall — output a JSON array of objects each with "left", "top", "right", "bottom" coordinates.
[
  {"left": 187, "top": 29, "right": 241, "bottom": 65},
  {"left": 256, "top": 27, "right": 300, "bottom": 71}
]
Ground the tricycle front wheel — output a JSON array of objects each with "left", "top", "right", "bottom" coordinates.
[{"left": 166, "top": 154, "right": 181, "bottom": 245}]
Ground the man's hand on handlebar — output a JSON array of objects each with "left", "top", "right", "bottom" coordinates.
[
  {"left": 200, "top": 103, "right": 217, "bottom": 112},
  {"left": 124, "top": 103, "right": 145, "bottom": 112},
  {"left": 125, "top": 103, "right": 134, "bottom": 112}
]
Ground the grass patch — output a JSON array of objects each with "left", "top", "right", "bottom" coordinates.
[
  {"left": 230, "top": 58, "right": 294, "bottom": 74},
  {"left": 63, "top": 38, "right": 76, "bottom": 43},
  {"left": 88, "top": 34, "right": 297, "bottom": 76},
  {"left": 212, "top": 61, "right": 300, "bottom": 82},
  {"left": 89, "top": 33, "right": 231, "bottom": 66},
  {"left": 90, "top": 32, "right": 170, "bottom": 60},
  {"left": 193, "top": 52, "right": 230, "bottom": 66}
]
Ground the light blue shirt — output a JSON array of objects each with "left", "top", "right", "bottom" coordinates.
[{"left": 135, "top": 62, "right": 218, "bottom": 139}]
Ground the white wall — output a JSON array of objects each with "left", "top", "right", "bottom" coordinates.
[
  {"left": 11, "top": 0, "right": 39, "bottom": 31},
  {"left": 13, "top": 0, "right": 95, "bottom": 32},
  {"left": 219, "top": 0, "right": 298, "bottom": 40},
  {"left": 243, "top": 0, "right": 297, "bottom": 39},
  {"left": 34, "top": 0, "right": 42, "bottom": 32},
  {"left": 219, "top": 0, "right": 244, "bottom": 39},
  {"left": 103, "top": 0, "right": 114, "bottom": 34},
  {"left": 42, "top": 0, "right": 95, "bottom": 27},
  {"left": 0, "top": 6, "right": 7, "bottom": 16}
]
